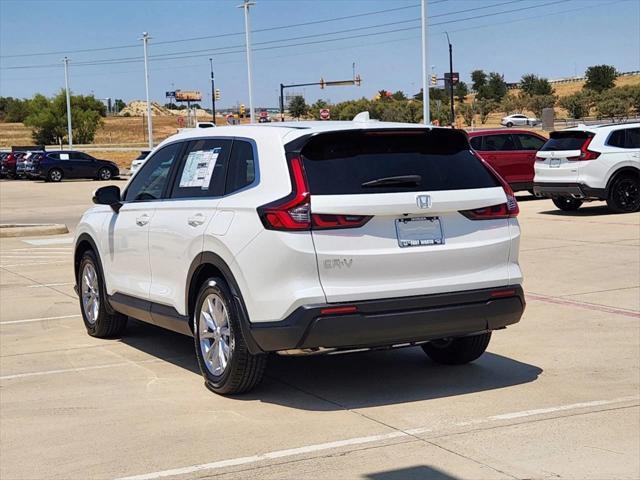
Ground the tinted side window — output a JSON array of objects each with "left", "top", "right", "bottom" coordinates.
[
  {"left": 607, "top": 129, "right": 626, "bottom": 148},
  {"left": 516, "top": 134, "right": 545, "bottom": 150},
  {"left": 225, "top": 140, "right": 256, "bottom": 194},
  {"left": 124, "top": 143, "right": 181, "bottom": 202},
  {"left": 482, "top": 134, "right": 516, "bottom": 151},
  {"left": 626, "top": 128, "right": 640, "bottom": 148},
  {"left": 469, "top": 137, "right": 483, "bottom": 150},
  {"left": 170, "top": 139, "right": 231, "bottom": 199}
]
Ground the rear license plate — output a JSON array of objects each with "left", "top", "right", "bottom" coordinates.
[
  {"left": 395, "top": 216, "right": 444, "bottom": 248},
  {"left": 549, "top": 158, "right": 562, "bottom": 168}
]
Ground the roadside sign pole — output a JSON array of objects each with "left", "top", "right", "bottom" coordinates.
[
  {"left": 421, "top": 0, "right": 430, "bottom": 125},
  {"left": 63, "top": 57, "right": 73, "bottom": 148},
  {"left": 239, "top": 0, "right": 256, "bottom": 123},
  {"left": 279, "top": 83, "right": 285, "bottom": 122},
  {"left": 209, "top": 58, "right": 216, "bottom": 124},
  {"left": 141, "top": 32, "right": 154, "bottom": 149},
  {"left": 446, "top": 32, "right": 455, "bottom": 125}
]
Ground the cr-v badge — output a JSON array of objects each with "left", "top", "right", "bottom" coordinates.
[{"left": 416, "top": 194, "right": 432, "bottom": 209}]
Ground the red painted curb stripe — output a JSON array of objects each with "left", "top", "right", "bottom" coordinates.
[{"left": 527, "top": 293, "right": 640, "bottom": 319}]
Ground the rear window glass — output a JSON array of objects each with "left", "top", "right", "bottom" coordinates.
[
  {"left": 299, "top": 129, "right": 499, "bottom": 195},
  {"left": 542, "top": 131, "right": 591, "bottom": 151}
]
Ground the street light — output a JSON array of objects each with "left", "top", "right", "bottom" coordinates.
[
  {"left": 238, "top": 0, "right": 256, "bottom": 123},
  {"left": 421, "top": 0, "right": 430, "bottom": 125},
  {"left": 445, "top": 32, "right": 455, "bottom": 125},
  {"left": 209, "top": 58, "right": 216, "bottom": 124},
  {"left": 63, "top": 57, "right": 73, "bottom": 147},
  {"left": 141, "top": 32, "right": 154, "bottom": 149}
]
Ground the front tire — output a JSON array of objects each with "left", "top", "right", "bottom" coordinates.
[
  {"left": 422, "top": 332, "right": 491, "bottom": 365},
  {"left": 193, "top": 277, "right": 267, "bottom": 395},
  {"left": 98, "top": 167, "right": 113, "bottom": 181},
  {"left": 607, "top": 174, "right": 640, "bottom": 213},
  {"left": 552, "top": 196, "right": 583, "bottom": 211},
  {"left": 506, "top": 122, "right": 513, "bottom": 128},
  {"left": 77, "top": 250, "right": 127, "bottom": 338}
]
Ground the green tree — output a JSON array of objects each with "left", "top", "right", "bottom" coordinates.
[
  {"left": 0, "top": 97, "right": 32, "bottom": 122},
  {"left": 470, "top": 70, "right": 487, "bottom": 91},
  {"left": 500, "top": 94, "right": 527, "bottom": 114},
  {"left": 391, "top": 90, "right": 407, "bottom": 101},
  {"left": 457, "top": 103, "right": 475, "bottom": 126},
  {"left": 475, "top": 99, "right": 498, "bottom": 124},
  {"left": 114, "top": 99, "right": 126, "bottom": 112},
  {"left": 309, "top": 99, "right": 331, "bottom": 120},
  {"left": 454, "top": 81, "right": 469, "bottom": 103},
  {"left": 520, "top": 74, "right": 553, "bottom": 96},
  {"left": 288, "top": 95, "right": 308, "bottom": 119},
  {"left": 596, "top": 95, "right": 629, "bottom": 121},
  {"left": 559, "top": 91, "right": 591, "bottom": 119},
  {"left": 487, "top": 72, "right": 508, "bottom": 101},
  {"left": 526, "top": 94, "right": 557, "bottom": 118},
  {"left": 584, "top": 65, "right": 617, "bottom": 93}
]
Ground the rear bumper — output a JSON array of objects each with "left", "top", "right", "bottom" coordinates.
[
  {"left": 250, "top": 285, "right": 525, "bottom": 352},
  {"left": 533, "top": 182, "right": 605, "bottom": 199}
]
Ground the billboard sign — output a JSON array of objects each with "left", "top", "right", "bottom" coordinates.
[{"left": 175, "top": 90, "right": 202, "bottom": 102}]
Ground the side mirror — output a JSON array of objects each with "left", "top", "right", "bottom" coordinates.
[{"left": 93, "top": 185, "right": 122, "bottom": 213}]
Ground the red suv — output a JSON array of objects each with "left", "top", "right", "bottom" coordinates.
[{"left": 468, "top": 129, "right": 546, "bottom": 192}]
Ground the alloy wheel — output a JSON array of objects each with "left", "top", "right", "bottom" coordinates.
[
  {"left": 612, "top": 178, "right": 640, "bottom": 212},
  {"left": 199, "top": 293, "right": 232, "bottom": 376},
  {"left": 81, "top": 263, "right": 100, "bottom": 324}
]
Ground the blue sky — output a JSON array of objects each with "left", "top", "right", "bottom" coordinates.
[{"left": 1, "top": 0, "right": 638, "bottom": 109}]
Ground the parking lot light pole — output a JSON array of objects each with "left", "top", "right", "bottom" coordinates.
[
  {"left": 63, "top": 57, "right": 73, "bottom": 148},
  {"left": 209, "top": 58, "right": 216, "bottom": 124},
  {"left": 421, "top": 0, "right": 430, "bottom": 125},
  {"left": 445, "top": 32, "right": 455, "bottom": 125},
  {"left": 141, "top": 32, "right": 154, "bottom": 149},
  {"left": 239, "top": 0, "right": 256, "bottom": 123}
]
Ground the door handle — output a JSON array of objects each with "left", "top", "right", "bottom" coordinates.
[
  {"left": 188, "top": 213, "right": 205, "bottom": 227},
  {"left": 135, "top": 214, "right": 150, "bottom": 226}
]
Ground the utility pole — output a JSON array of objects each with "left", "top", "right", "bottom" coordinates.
[
  {"left": 445, "top": 32, "right": 455, "bottom": 125},
  {"left": 421, "top": 0, "right": 430, "bottom": 125},
  {"left": 239, "top": 0, "right": 256, "bottom": 123},
  {"left": 63, "top": 57, "right": 73, "bottom": 148},
  {"left": 141, "top": 32, "right": 154, "bottom": 149},
  {"left": 209, "top": 58, "right": 216, "bottom": 124}
]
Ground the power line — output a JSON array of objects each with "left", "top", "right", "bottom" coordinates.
[
  {"left": 1, "top": 0, "right": 571, "bottom": 71},
  {"left": 0, "top": 3, "right": 425, "bottom": 59}
]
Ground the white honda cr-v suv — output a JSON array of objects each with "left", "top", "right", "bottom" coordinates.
[
  {"left": 74, "top": 116, "right": 525, "bottom": 395},
  {"left": 533, "top": 123, "right": 640, "bottom": 212}
]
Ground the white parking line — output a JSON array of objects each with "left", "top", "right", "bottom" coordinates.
[
  {"left": 116, "top": 396, "right": 639, "bottom": 480},
  {"left": 22, "top": 237, "right": 74, "bottom": 246},
  {"left": 0, "top": 314, "right": 80, "bottom": 325},
  {"left": 0, "top": 358, "right": 163, "bottom": 380},
  {"left": 26, "top": 282, "right": 75, "bottom": 288}
]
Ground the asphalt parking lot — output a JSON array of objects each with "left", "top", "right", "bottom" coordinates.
[{"left": 0, "top": 179, "right": 638, "bottom": 480}]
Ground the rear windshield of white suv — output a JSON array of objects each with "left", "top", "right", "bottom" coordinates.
[
  {"left": 541, "top": 131, "right": 592, "bottom": 151},
  {"left": 299, "top": 129, "right": 499, "bottom": 195}
]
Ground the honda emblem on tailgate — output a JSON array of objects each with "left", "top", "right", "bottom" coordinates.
[{"left": 416, "top": 194, "right": 432, "bottom": 209}]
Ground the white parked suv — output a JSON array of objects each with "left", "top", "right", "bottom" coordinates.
[
  {"left": 533, "top": 123, "right": 640, "bottom": 212},
  {"left": 74, "top": 117, "right": 525, "bottom": 395}
]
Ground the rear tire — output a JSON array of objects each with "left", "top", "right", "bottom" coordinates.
[
  {"left": 77, "top": 250, "right": 127, "bottom": 338},
  {"left": 47, "top": 168, "right": 63, "bottom": 182},
  {"left": 193, "top": 277, "right": 267, "bottom": 395},
  {"left": 552, "top": 196, "right": 583, "bottom": 211},
  {"left": 606, "top": 173, "right": 640, "bottom": 213},
  {"left": 422, "top": 332, "right": 491, "bottom": 365}
]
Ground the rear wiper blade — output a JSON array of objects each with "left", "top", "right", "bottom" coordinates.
[{"left": 361, "top": 175, "right": 421, "bottom": 188}]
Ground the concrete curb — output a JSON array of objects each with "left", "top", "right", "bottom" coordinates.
[{"left": 0, "top": 224, "right": 69, "bottom": 238}]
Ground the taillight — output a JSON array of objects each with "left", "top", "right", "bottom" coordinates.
[
  {"left": 465, "top": 150, "right": 519, "bottom": 220},
  {"left": 568, "top": 135, "right": 600, "bottom": 161},
  {"left": 258, "top": 156, "right": 372, "bottom": 231}
]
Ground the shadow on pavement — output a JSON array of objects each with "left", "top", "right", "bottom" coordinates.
[
  {"left": 539, "top": 204, "right": 614, "bottom": 216},
  {"left": 120, "top": 320, "right": 542, "bottom": 410},
  {"left": 365, "top": 466, "right": 461, "bottom": 480}
]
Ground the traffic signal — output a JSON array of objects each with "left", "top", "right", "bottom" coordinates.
[
  {"left": 355, "top": 74, "right": 362, "bottom": 86},
  {"left": 430, "top": 74, "right": 437, "bottom": 86},
  {"left": 239, "top": 104, "right": 246, "bottom": 117},
  {"left": 215, "top": 89, "right": 221, "bottom": 100},
  {"left": 319, "top": 77, "right": 325, "bottom": 89}
]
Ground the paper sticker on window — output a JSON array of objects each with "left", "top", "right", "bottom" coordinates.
[
  {"left": 179, "top": 148, "right": 221, "bottom": 189},
  {"left": 60, "top": 153, "right": 70, "bottom": 160}
]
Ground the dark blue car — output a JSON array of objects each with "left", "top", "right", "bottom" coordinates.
[{"left": 28, "top": 151, "right": 120, "bottom": 182}]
